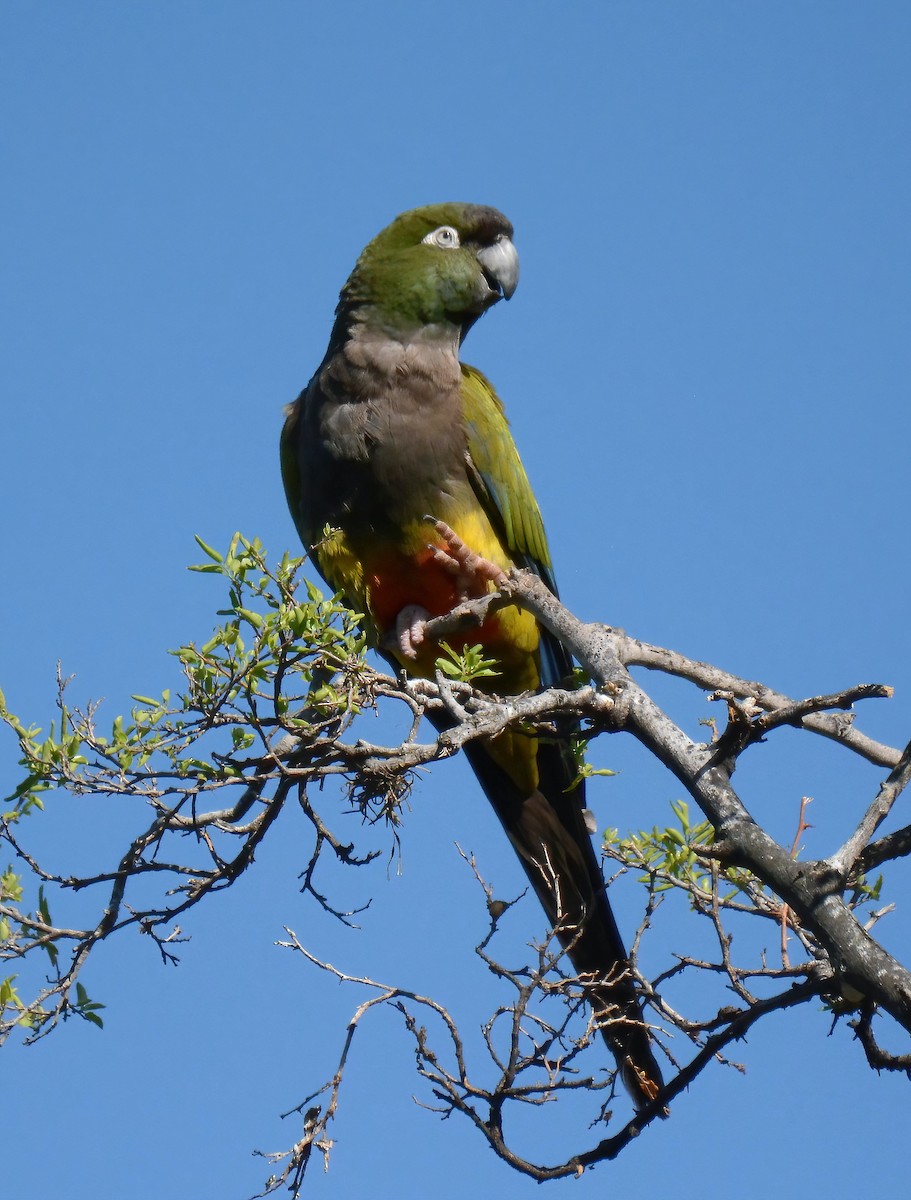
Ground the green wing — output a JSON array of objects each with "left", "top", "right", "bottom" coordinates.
[
  {"left": 460, "top": 363, "right": 557, "bottom": 594},
  {"left": 460, "top": 363, "right": 570, "bottom": 688}
]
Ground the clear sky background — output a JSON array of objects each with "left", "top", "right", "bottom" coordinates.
[{"left": 3, "top": 3, "right": 911, "bottom": 1197}]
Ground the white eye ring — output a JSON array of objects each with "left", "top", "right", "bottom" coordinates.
[{"left": 422, "top": 225, "right": 460, "bottom": 249}]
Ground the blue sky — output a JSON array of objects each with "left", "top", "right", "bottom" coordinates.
[{"left": 3, "top": 3, "right": 911, "bottom": 1196}]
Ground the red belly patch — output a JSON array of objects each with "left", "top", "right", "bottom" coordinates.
[{"left": 368, "top": 545, "right": 463, "bottom": 630}]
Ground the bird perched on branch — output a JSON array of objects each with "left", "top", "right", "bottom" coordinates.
[{"left": 281, "top": 203, "right": 664, "bottom": 1109}]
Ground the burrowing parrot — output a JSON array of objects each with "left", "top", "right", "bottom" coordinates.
[{"left": 280, "top": 203, "right": 664, "bottom": 1109}]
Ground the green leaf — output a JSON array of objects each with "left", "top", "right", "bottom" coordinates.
[
  {"left": 193, "top": 535, "right": 224, "bottom": 563},
  {"left": 435, "top": 642, "right": 499, "bottom": 684}
]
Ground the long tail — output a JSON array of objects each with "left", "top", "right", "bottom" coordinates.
[{"left": 461, "top": 736, "right": 666, "bottom": 1112}]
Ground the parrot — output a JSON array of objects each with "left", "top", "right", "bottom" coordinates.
[{"left": 280, "top": 203, "right": 664, "bottom": 1110}]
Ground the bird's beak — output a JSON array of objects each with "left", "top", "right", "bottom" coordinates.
[{"left": 477, "top": 235, "right": 519, "bottom": 301}]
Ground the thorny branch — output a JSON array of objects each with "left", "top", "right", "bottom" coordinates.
[{"left": 2, "top": 545, "right": 910, "bottom": 1190}]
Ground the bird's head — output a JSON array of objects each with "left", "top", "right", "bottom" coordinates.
[{"left": 337, "top": 203, "right": 519, "bottom": 342}]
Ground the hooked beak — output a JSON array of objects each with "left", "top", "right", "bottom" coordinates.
[{"left": 476, "top": 234, "right": 519, "bottom": 301}]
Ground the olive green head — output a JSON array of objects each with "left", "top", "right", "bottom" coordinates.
[{"left": 337, "top": 202, "right": 519, "bottom": 338}]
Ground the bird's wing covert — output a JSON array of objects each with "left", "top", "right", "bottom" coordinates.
[{"left": 460, "top": 364, "right": 557, "bottom": 595}]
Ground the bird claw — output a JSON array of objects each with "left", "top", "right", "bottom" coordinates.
[
  {"left": 424, "top": 517, "right": 508, "bottom": 597},
  {"left": 389, "top": 522, "right": 505, "bottom": 660},
  {"left": 393, "top": 603, "right": 431, "bottom": 660}
]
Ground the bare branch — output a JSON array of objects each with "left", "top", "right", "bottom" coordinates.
[
  {"left": 858, "top": 824, "right": 911, "bottom": 873},
  {"left": 4, "top": 543, "right": 909, "bottom": 1181},
  {"left": 831, "top": 737, "right": 911, "bottom": 875}
]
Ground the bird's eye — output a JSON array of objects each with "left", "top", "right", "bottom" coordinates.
[{"left": 422, "top": 225, "right": 460, "bottom": 249}]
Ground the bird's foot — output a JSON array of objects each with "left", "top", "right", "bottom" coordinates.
[
  {"left": 389, "top": 522, "right": 507, "bottom": 661},
  {"left": 424, "top": 517, "right": 508, "bottom": 598},
  {"left": 393, "top": 603, "right": 432, "bottom": 661}
]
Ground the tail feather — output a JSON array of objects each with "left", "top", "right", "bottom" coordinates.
[{"left": 460, "top": 737, "right": 666, "bottom": 1112}]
